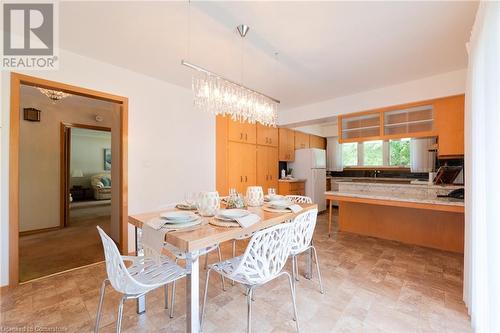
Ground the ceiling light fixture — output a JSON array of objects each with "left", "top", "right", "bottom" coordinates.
[
  {"left": 182, "top": 24, "right": 279, "bottom": 127},
  {"left": 37, "top": 87, "right": 71, "bottom": 102}
]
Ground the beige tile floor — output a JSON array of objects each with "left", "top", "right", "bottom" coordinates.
[{"left": 1, "top": 211, "right": 471, "bottom": 333}]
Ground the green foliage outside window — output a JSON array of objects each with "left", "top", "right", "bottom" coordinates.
[
  {"left": 390, "top": 139, "right": 410, "bottom": 166},
  {"left": 342, "top": 142, "right": 357, "bottom": 166},
  {"left": 363, "top": 141, "right": 383, "bottom": 166}
]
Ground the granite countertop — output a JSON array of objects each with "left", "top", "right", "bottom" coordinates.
[
  {"left": 325, "top": 190, "right": 464, "bottom": 207},
  {"left": 278, "top": 178, "right": 306, "bottom": 183},
  {"left": 330, "top": 177, "right": 463, "bottom": 190}
]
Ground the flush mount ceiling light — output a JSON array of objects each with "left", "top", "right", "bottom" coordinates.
[
  {"left": 182, "top": 24, "right": 279, "bottom": 127},
  {"left": 37, "top": 87, "right": 71, "bottom": 102}
]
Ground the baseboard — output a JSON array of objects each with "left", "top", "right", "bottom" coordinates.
[{"left": 19, "top": 226, "right": 61, "bottom": 236}]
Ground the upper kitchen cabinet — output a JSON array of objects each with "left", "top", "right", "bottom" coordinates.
[
  {"left": 435, "top": 95, "right": 465, "bottom": 157},
  {"left": 309, "top": 134, "right": 326, "bottom": 149},
  {"left": 279, "top": 128, "right": 295, "bottom": 161},
  {"left": 228, "top": 118, "right": 256, "bottom": 144},
  {"left": 339, "top": 112, "right": 381, "bottom": 142},
  {"left": 256, "top": 123, "right": 278, "bottom": 147},
  {"left": 383, "top": 104, "right": 435, "bottom": 137},
  {"left": 294, "top": 131, "right": 310, "bottom": 149}
]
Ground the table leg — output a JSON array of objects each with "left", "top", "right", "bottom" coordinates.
[
  {"left": 186, "top": 253, "right": 200, "bottom": 333},
  {"left": 136, "top": 296, "right": 146, "bottom": 314},
  {"left": 304, "top": 247, "right": 313, "bottom": 280},
  {"left": 135, "top": 227, "right": 146, "bottom": 314},
  {"left": 328, "top": 199, "right": 332, "bottom": 237}
]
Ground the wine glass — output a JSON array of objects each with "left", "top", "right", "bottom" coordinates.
[{"left": 184, "top": 192, "right": 196, "bottom": 207}]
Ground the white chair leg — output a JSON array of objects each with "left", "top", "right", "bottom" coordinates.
[
  {"left": 217, "top": 246, "right": 226, "bottom": 291},
  {"left": 116, "top": 296, "right": 126, "bottom": 333},
  {"left": 293, "top": 256, "right": 299, "bottom": 282},
  {"left": 247, "top": 287, "right": 254, "bottom": 333},
  {"left": 94, "top": 279, "right": 108, "bottom": 333},
  {"left": 200, "top": 269, "right": 212, "bottom": 330},
  {"left": 169, "top": 282, "right": 176, "bottom": 318},
  {"left": 284, "top": 272, "right": 300, "bottom": 332},
  {"left": 311, "top": 246, "right": 324, "bottom": 294},
  {"left": 164, "top": 284, "right": 169, "bottom": 309},
  {"left": 291, "top": 257, "right": 297, "bottom": 294}
]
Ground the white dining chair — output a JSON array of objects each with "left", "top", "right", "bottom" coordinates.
[
  {"left": 285, "top": 195, "right": 313, "bottom": 204},
  {"left": 95, "top": 226, "right": 186, "bottom": 333},
  {"left": 289, "top": 208, "right": 324, "bottom": 294},
  {"left": 201, "top": 223, "right": 299, "bottom": 333}
]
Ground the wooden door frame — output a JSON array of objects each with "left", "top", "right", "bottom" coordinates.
[
  {"left": 9, "top": 73, "right": 129, "bottom": 287},
  {"left": 60, "top": 123, "right": 112, "bottom": 230}
]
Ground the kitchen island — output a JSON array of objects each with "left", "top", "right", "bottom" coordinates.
[{"left": 326, "top": 180, "right": 464, "bottom": 253}]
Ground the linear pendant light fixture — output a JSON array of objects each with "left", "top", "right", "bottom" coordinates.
[{"left": 182, "top": 24, "right": 279, "bottom": 127}]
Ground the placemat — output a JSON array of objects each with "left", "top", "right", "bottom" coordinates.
[
  {"left": 209, "top": 218, "right": 240, "bottom": 228},
  {"left": 262, "top": 205, "right": 292, "bottom": 213}
]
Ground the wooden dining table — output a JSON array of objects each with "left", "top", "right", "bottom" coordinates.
[{"left": 128, "top": 203, "right": 317, "bottom": 333}]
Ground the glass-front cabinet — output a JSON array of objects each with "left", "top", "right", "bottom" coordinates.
[
  {"left": 383, "top": 105, "right": 434, "bottom": 136},
  {"left": 340, "top": 113, "right": 381, "bottom": 141}
]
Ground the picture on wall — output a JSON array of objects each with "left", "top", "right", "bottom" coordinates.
[{"left": 104, "top": 148, "right": 111, "bottom": 171}]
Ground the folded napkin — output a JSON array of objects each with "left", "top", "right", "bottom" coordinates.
[
  {"left": 141, "top": 223, "right": 168, "bottom": 262},
  {"left": 288, "top": 204, "right": 303, "bottom": 213},
  {"left": 235, "top": 213, "right": 261, "bottom": 228},
  {"left": 147, "top": 217, "right": 166, "bottom": 230}
]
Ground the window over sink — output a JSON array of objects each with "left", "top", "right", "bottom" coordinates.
[{"left": 342, "top": 139, "right": 411, "bottom": 168}]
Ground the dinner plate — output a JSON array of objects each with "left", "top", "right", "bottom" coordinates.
[
  {"left": 268, "top": 200, "right": 293, "bottom": 209},
  {"left": 163, "top": 216, "right": 201, "bottom": 224},
  {"left": 217, "top": 209, "right": 249, "bottom": 220},
  {"left": 160, "top": 211, "right": 197, "bottom": 221}
]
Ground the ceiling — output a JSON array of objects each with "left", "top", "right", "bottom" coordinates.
[
  {"left": 20, "top": 85, "right": 116, "bottom": 111},
  {"left": 60, "top": 1, "right": 477, "bottom": 110}
]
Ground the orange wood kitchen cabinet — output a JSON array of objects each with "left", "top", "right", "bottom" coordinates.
[
  {"left": 257, "top": 145, "right": 279, "bottom": 193},
  {"left": 257, "top": 124, "right": 278, "bottom": 147},
  {"left": 309, "top": 134, "right": 326, "bottom": 149},
  {"left": 228, "top": 119, "right": 256, "bottom": 144},
  {"left": 228, "top": 141, "right": 256, "bottom": 194},
  {"left": 278, "top": 181, "right": 305, "bottom": 196},
  {"left": 294, "top": 131, "right": 310, "bottom": 150},
  {"left": 278, "top": 128, "right": 295, "bottom": 161},
  {"left": 434, "top": 95, "right": 465, "bottom": 157}
]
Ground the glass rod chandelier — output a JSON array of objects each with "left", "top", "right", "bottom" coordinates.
[{"left": 182, "top": 25, "right": 279, "bottom": 127}]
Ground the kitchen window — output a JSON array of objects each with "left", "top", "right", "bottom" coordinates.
[{"left": 342, "top": 139, "right": 411, "bottom": 167}]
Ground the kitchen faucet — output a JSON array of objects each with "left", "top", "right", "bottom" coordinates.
[{"left": 373, "top": 170, "right": 381, "bottom": 178}]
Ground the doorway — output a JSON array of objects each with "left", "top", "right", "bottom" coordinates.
[{"left": 10, "top": 73, "right": 128, "bottom": 286}]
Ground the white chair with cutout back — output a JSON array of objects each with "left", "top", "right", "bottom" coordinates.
[
  {"left": 94, "top": 226, "right": 186, "bottom": 333},
  {"left": 289, "top": 208, "right": 324, "bottom": 294},
  {"left": 285, "top": 195, "right": 313, "bottom": 204},
  {"left": 201, "top": 223, "right": 300, "bottom": 333}
]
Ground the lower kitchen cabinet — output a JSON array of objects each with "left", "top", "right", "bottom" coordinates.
[{"left": 278, "top": 181, "right": 305, "bottom": 196}]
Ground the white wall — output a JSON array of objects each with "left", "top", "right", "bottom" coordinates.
[
  {"left": 278, "top": 69, "right": 467, "bottom": 126},
  {"left": 0, "top": 49, "right": 216, "bottom": 286}
]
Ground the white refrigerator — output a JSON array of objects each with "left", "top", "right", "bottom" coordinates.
[{"left": 289, "top": 148, "right": 327, "bottom": 211}]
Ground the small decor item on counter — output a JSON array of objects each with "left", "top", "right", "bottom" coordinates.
[
  {"left": 245, "top": 186, "right": 264, "bottom": 207},
  {"left": 428, "top": 172, "right": 436, "bottom": 184},
  {"left": 226, "top": 188, "right": 245, "bottom": 209},
  {"left": 281, "top": 169, "right": 286, "bottom": 179},
  {"left": 287, "top": 168, "right": 293, "bottom": 177},
  {"left": 197, "top": 191, "right": 220, "bottom": 217}
]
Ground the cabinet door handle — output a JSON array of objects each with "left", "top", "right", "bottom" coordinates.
[
  {"left": 245, "top": 133, "right": 248, "bottom": 141},
  {"left": 269, "top": 138, "right": 272, "bottom": 144},
  {"left": 266, "top": 175, "right": 268, "bottom": 181},
  {"left": 245, "top": 176, "right": 248, "bottom": 182},
  {"left": 240, "top": 176, "right": 243, "bottom": 182},
  {"left": 240, "top": 133, "right": 243, "bottom": 140}
]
